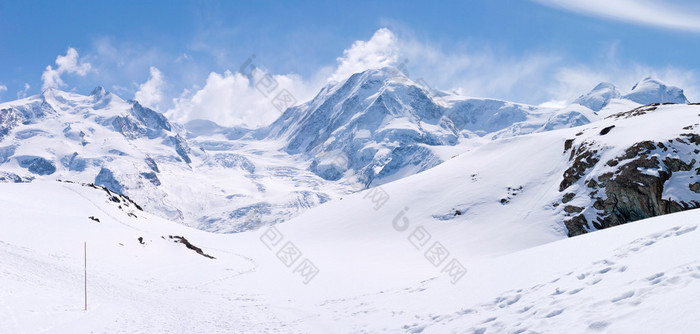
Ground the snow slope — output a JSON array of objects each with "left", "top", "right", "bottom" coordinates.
[
  {"left": 2, "top": 99, "right": 699, "bottom": 332},
  {"left": 1, "top": 178, "right": 699, "bottom": 333}
]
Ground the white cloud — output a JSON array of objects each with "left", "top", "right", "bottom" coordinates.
[
  {"left": 0, "top": 84, "right": 6, "bottom": 93},
  {"left": 352, "top": 28, "right": 699, "bottom": 104},
  {"left": 134, "top": 66, "right": 165, "bottom": 109},
  {"left": 165, "top": 27, "right": 700, "bottom": 128},
  {"left": 17, "top": 83, "right": 30, "bottom": 99},
  {"left": 41, "top": 48, "right": 92, "bottom": 90},
  {"left": 166, "top": 70, "right": 316, "bottom": 128},
  {"left": 329, "top": 28, "right": 400, "bottom": 82},
  {"left": 534, "top": 0, "right": 700, "bottom": 33}
]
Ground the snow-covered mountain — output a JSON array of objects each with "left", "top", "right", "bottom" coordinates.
[
  {"left": 624, "top": 76, "right": 690, "bottom": 105},
  {"left": 0, "top": 68, "right": 695, "bottom": 233},
  {"left": 0, "top": 88, "right": 340, "bottom": 232},
  {"left": 574, "top": 77, "right": 689, "bottom": 111},
  {"left": 260, "top": 67, "right": 598, "bottom": 186},
  {"left": 573, "top": 82, "right": 622, "bottom": 111}
]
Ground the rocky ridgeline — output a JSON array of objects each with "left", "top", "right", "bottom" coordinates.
[{"left": 558, "top": 104, "right": 700, "bottom": 236}]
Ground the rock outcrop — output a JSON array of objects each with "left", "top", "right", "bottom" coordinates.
[{"left": 560, "top": 112, "right": 700, "bottom": 237}]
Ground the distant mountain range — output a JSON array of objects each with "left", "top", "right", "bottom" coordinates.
[{"left": 0, "top": 67, "right": 695, "bottom": 233}]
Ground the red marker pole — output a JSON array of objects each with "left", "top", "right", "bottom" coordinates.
[{"left": 84, "top": 242, "right": 87, "bottom": 311}]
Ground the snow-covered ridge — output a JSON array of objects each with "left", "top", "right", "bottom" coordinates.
[
  {"left": 1, "top": 170, "right": 699, "bottom": 332},
  {"left": 260, "top": 67, "right": 601, "bottom": 187},
  {"left": 0, "top": 69, "right": 695, "bottom": 232}
]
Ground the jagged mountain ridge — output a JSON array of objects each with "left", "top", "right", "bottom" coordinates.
[
  {"left": 260, "top": 67, "right": 600, "bottom": 186},
  {"left": 0, "top": 68, "right": 694, "bottom": 232}
]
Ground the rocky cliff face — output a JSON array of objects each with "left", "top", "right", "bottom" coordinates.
[{"left": 558, "top": 104, "right": 700, "bottom": 236}]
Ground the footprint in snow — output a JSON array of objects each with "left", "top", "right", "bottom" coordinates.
[
  {"left": 611, "top": 291, "right": 635, "bottom": 303},
  {"left": 588, "top": 321, "right": 610, "bottom": 331},
  {"left": 647, "top": 272, "right": 665, "bottom": 285},
  {"left": 598, "top": 267, "right": 612, "bottom": 274},
  {"left": 545, "top": 309, "right": 564, "bottom": 318}
]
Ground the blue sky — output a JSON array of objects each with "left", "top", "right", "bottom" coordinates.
[{"left": 2, "top": 0, "right": 700, "bottom": 127}]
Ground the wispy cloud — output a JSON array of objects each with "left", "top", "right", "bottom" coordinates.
[
  {"left": 41, "top": 48, "right": 92, "bottom": 91},
  {"left": 134, "top": 67, "right": 165, "bottom": 109},
  {"left": 0, "top": 84, "right": 7, "bottom": 101},
  {"left": 329, "top": 28, "right": 400, "bottom": 82},
  {"left": 17, "top": 83, "right": 30, "bottom": 99},
  {"left": 30, "top": 26, "right": 700, "bottom": 127},
  {"left": 166, "top": 26, "right": 700, "bottom": 127},
  {"left": 533, "top": 0, "right": 700, "bottom": 33},
  {"left": 166, "top": 70, "right": 318, "bottom": 128}
]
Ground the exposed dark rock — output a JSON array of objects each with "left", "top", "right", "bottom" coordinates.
[
  {"left": 593, "top": 198, "right": 606, "bottom": 210},
  {"left": 564, "top": 205, "right": 583, "bottom": 214},
  {"left": 168, "top": 235, "right": 215, "bottom": 259},
  {"left": 565, "top": 140, "right": 700, "bottom": 237},
  {"left": 690, "top": 182, "right": 700, "bottom": 193},
  {"left": 618, "top": 141, "right": 656, "bottom": 160},
  {"left": 85, "top": 182, "right": 143, "bottom": 211},
  {"left": 562, "top": 193, "right": 575, "bottom": 203},
  {"left": 559, "top": 142, "right": 599, "bottom": 192},
  {"left": 606, "top": 105, "right": 656, "bottom": 120},
  {"left": 564, "top": 215, "right": 588, "bottom": 237},
  {"left": 599, "top": 125, "right": 615, "bottom": 135},
  {"left": 564, "top": 139, "right": 574, "bottom": 151},
  {"left": 88, "top": 216, "right": 100, "bottom": 223},
  {"left": 682, "top": 133, "right": 700, "bottom": 145},
  {"left": 663, "top": 157, "right": 695, "bottom": 172},
  {"left": 585, "top": 178, "right": 600, "bottom": 189}
]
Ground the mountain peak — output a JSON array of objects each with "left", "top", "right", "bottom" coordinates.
[
  {"left": 573, "top": 82, "right": 622, "bottom": 111},
  {"left": 90, "top": 86, "right": 108, "bottom": 97},
  {"left": 592, "top": 82, "right": 617, "bottom": 91},
  {"left": 336, "top": 66, "right": 413, "bottom": 89},
  {"left": 630, "top": 76, "right": 659, "bottom": 91},
  {"left": 39, "top": 87, "right": 57, "bottom": 98},
  {"left": 624, "top": 77, "right": 689, "bottom": 105}
]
